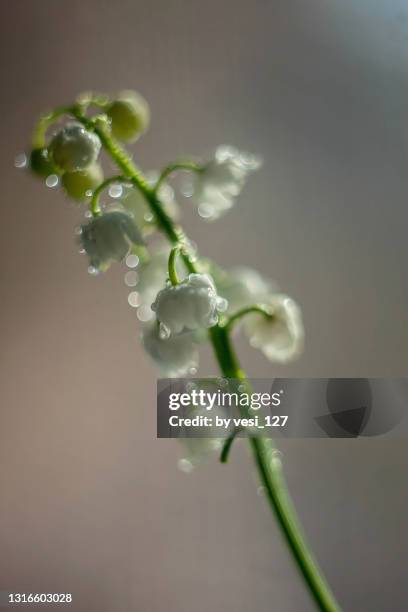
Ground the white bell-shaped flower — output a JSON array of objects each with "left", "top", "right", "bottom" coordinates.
[
  {"left": 245, "top": 294, "right": 304, "bottom": 363},
  {"left": 152, "top": 273, "right": 219, "bottom": 335},
  {"left": 215, "top": 266, "right": 278, "bottom": 314},
  {"left": 50, "top": 123, "right": 101, "bottom": 171},
  {"left": 142, "top": 323, "right": 198, "bottom": 376},
  {"left": 80, "top": 211, "right": 143, "bottom": 271},
  {"left": 189, "top": 146, "right": 262, "bottom": 221}
]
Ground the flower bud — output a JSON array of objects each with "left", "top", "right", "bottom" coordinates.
[
  {"left": 29, "top": 147, "right": 58, "bottom": 177},
  {"left": 142, "top": 323, "right": 198, "bottom": 376},
  {"left": 107, "top": 91, "right": 150, "bottom": 143},
  {"left": 152, "top": 273, "right": 219, "bottom": 336},
  {"left": 245, "top": 294, "right": 304, "bottom": 363},
  {"left": 49, "top": 123, "right": 101, "bottom": 171},
  {"left": 80, "top": 211, "right": 143, "bottom": 271},
  {"left": 62, "top": 163, "right": 103, "bottom": 202}
]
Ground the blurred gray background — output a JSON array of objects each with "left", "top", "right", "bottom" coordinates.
[{"left": 1, "top": 0, "right": 408, "bottom": 610}]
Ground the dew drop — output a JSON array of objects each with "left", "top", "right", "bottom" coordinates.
[
  {"left": 84, "top": 210, "right": 92, "bottom": 219},
  {"left": 180, "top": 178, "right": 194, "bottom": 198},
  {"left": 144, "top": 212, "right": 154, "bottom": 222},
  {"left": 198, "top": 204, "right": 214, "bottom": 219},
  {"left": 127, "top": 291, "right": 140, "bottom": 308},
  {"left": 14, "top": 153, "right": 27, "bottom": 168},
  {"left": 45, "top": 174, "right": 59, "bottom": 188},
  {"left": 270, "top": 450, "right": 283, "bottom": 469},
  {"left": 159, "top": 322, "right": 171, "bottom": 340},
  {"left": 178, "top": 458, "right": 194, "bottom": 474},
  {"left": 88, "top": 266, "right": 99, "bottom": 276},
  {"left": 125, "top": 254, "right": 139, "bottom": 268},
  {"left": 124, "top": 271, "right": 138, "bottom": 287},
  {"left": 189, "top": 367, "right": 198, "bottom": 375},
  {"left": 108, "top": 183, "right": 123, "bottom": 198},
  {"left": 216, "top": 297, "right": 228, "bottom": 312},
  {"left": 137, "top": 305, "right": 154, "bottom": 322},
  {"left": 85, "top": 189, "right": 93, "bottom": 198},
  {"left": 74, "top": 226, "right": 82, "bottom": 235}
]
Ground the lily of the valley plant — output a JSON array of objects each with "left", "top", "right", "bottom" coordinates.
[{"left": 23, "top": 90, "right": 340, "bottom": 612}]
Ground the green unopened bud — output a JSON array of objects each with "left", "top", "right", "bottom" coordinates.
[
  {"left": 29, "top": 148, "right": 58, "bottom": 178},
  {"left": 49, "top": 123, "right": 101, "bottom": 171},
  {"left": 107, "top": 91, "right": 150, "bottom": 143},
  {"left": 62, "top": 163, "right": 103, "bottom": 202}
]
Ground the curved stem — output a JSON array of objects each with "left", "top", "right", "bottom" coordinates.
[
  {"left": 32, "top": 105, "right": 78, "bottom": 148},
  {"left": 224, "top": 304, "right": 274, "bottom": 332},
  {"left": 168, "top": 245, "right": 183, "bottom": 285},
  {"left": 250, "top": 437, "right": 339, "bottom": 611},
  {"left": 72, "top": 110, "right": 340, "bottom": 612},
  {"left": 155, "top": 160, "right": 202, "bottom": 193},
  {"left": 220, "top": 427, "right": 242, "bottom": 463},
  {"left": 90, "top": 175, "right": 127, "bottom": 217}
]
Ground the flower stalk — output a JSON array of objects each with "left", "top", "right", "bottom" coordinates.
[{"left": 28, "top": 100, "right": 340, "bottom": 612}]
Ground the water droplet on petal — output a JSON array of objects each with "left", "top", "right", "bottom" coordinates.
[
  {"left": 144, "top": 212, "right": 154, "bottom": 222},
  {"left": 189, "top": 367, "right": 198, "bottom": 375},
  {"left": 88, "top": 266, "right": 100, "bottom": 276},
  {"left": 218, "top": 378, "right": 228, "bottom": 388},
  {"left": 108, "top": 183, "right": 123, "bottom": 198},
  {"left": 137, "top": 305, "right": 154, "bottom": 322},
  {"left": 14, "top": 153, "right": 27, "bottom": 168},
  {"left": 198, "top": 204, "right": 214, "bottom": 219},
  {"left": 216, "top": 297, "right": 228, "bottom": 312},
  {"left": 124, "top": 271, "right": 138, "bottom": 287},
  {"left": 178, "top": 458, "right": 194, "bottom": 474},
  {"left": 159, "top": 322, "right": 171, "bottom": 340},
  {"left": 125, "top": 254, "right": 139, "bottom": 268},
  {"left": 45, "top": 174, "right": 59, "bottom": 188},
  {"left": 128, "top": 291, "right": 140, "bottom": 308},
  {"left": 180, "top": 177, "right": 194, "bottom": 198}
]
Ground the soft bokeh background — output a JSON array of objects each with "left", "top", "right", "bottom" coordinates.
[{"left": 1, "top": 1, "right": 408, "bottom": 610}]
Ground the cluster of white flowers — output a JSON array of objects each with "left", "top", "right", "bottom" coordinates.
[{"left": 24, "top": 89, "right": 304, "bottom": 380}]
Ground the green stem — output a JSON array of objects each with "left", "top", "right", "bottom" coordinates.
[
  {"left": 32, "top": 105, "right": 78, "bottom": 148},
  {"left": 250, "top": 437, "right": 339, "bottom": 611},
  {"left": 220, "top": 427, "right": 242, "bottom": 463},
  {"left": 72, "top": 109, "right": 340, "bottom": 612},
  {"left": 168, "top": 245, "right": 183, "bottom": 285},
  {"left": 224, "top": 304, "right": 274, "bottom": 332},
  {"left": 155, "top": 160, "right": 202, "bottom": 193},
  {"left": 90, "top": 174, "right": 127, "bottom": 217}
]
